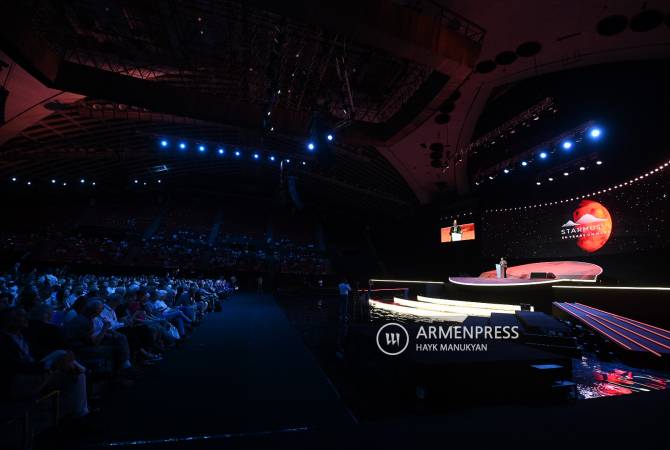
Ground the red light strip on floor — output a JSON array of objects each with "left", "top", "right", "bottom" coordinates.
[
  {"left": 575, "top": 303, "right": 670, "bottom": 342},
  {"left": 356, "top": 288, "right": 409, "bottom": 293},
  {"left": 553, "top": 303, "right": 633, "bottom": 351},
  {"left": 563, "top": 304, "right": 662, "bottom": 357},
  {"left": 569, "top": 304, "right": 670, "bottom": 352},
  {"left": 574, "top": 303, "right": 670, "bottom": 337}
]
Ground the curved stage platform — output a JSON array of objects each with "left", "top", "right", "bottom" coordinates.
[
  {"left": 450, "top": 261, "right": 602, "bottom": 287},
  {"left": 477, "top": 261, "right": 602, "bottom": 282},
  {"left": 446, "top": 261, "right": 603, "bottom": 313}
]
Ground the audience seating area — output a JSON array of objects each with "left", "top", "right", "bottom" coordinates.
[
  {"left": 0, "top": 268, "right": 233, "bottom": 448},
  {"left": 0, "top": 196, "right": 331, "bottom": 276}
]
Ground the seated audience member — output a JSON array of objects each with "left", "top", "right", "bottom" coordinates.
[
  {"left": 63, "top": 299, "right": 132, "bottom": 370},
  {"left": 103, "top": 294, "right": 161, "bottom": 363},
  {"left": 147, "top": 290, "right": 193, "bottom": 336},
  {"left": 0, "top": 307, "right": 89, "bottom": 417},
  {"left": 24, "top": 304, "right": 67, "bottom": 360},
  {"left": 64, "top": 295, "right": 89, "bottom": 323}
]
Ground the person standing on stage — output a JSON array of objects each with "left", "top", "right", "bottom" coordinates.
[
  {"left": 450, "top": 219, "right": 462, "bottom": 242},
  {"left": 500, "top": 257, "right": 508, "bottom": 278}
]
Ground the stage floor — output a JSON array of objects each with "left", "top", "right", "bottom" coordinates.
[{"left": 478, "top": 261, "right": 603, "bottom": 282}]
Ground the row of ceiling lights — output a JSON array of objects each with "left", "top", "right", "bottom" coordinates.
[
  {"left": 483, "top": 160, "right": 669, "bottom": 213},
  {"left": 476, "top": 126, "right": 604, "bottom": 186}
]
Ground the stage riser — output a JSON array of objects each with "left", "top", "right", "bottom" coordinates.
[{"left": 447, "top": 284, "right": 670, "bottom": 328}]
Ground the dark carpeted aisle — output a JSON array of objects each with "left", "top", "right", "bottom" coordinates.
[{"left": 91, "top": 293, "right": 354, "bottom": 445}]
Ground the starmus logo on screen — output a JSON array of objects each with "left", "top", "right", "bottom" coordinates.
[{"left": 560, "top": 199, "right": 612, "bottom": 253}]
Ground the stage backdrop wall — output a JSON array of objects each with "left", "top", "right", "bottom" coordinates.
[{"left": 480, "top": 167, "right": 669, "bottom": 261}]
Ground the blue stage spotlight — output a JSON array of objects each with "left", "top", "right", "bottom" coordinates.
[
  {"left": 326, "top": 134, "right": 333, "bottom": 141},
  {"left": 521, "top": 161, "right": 528, "bottom": 166},
  {"left": 503, "top": 169, "right": 510, "bottom": 174},
  {"left": 92, "top": 182, "right": 96, "bottom": 186},
  {"left": 589, "top": 128, "right": 602, "bottom": 139},
  {"left": 307, "top": 142, "right": 315, "bottom": 151},
  {"left": 11, "top": 177, "right": 16, "bottom": 182},
  {"left": 253, "top": 153, "right": 259, "bottom": 160},
  {"left": 269, "top": 156, "right": 276, "bottom": 161},
  {"left": 539, "top": 152, "right": 547, "bottom": 159},
  {"left": 562, "top": 140, "right": 573, "bottom": 150},
  {"left": 160, "top": 140, "right": 169, "bottom": 147},
  {"left": 80, "top": 178, "right": 85, "bottom": 184},
  {"left": 302, "top": 161, "right": 306, "bottom": 166},
  {"left": 234, "top": 150, "right": 241, "bottom": 157},
  {"left": 218, "top": 148, "right": 225, "bottom": 155},
  {"left": 51, "top": 179, "right": 56, "bottom": 184},
  {"left": 134, "top": 179, "right": 139, "bottom": 184},
  {"left": 198, "top": 145, "right": 206, "bottom": 152},
  {"left": 179, "top": 142, "right": 187, "bottom": 150},
  {"left": 285, "top": 159, "right": 290, "bottom": 163}
]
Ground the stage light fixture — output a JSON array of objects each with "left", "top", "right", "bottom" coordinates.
[
  {"left": 157, "top": 179, "right": 162, "bottom": 183},
  {"left": 218, "top": 148, "right": 224, "bottom": 155},
  {"left": 134, "top": 179, "right": 139, "bottom": 184},
  {"left": 488, "top": 175, "right": 494, "bottom": 180},
  {"left": 503, "top": 169, "right": 510, "bottom": 174},
  {"left": 11, "top": 177, "right": 16, "bottom": 182},
  {"left": 80, "top": 178, "right": 85, "bottom": 184},
  {"left": 179, "top": 142, "right": 187, "bottom": 150},
  {"left": 548, "top": 177, "right": 554, "bottom": 181},
  {"left": 253, "top": 153, "right": 259, "bottom": 160},
  {"left": 63, "top": 182, "right": 67, "bottom": 186},
  {"left": 234, "top": 150, "right": 241, "bottom": 157},
  {"left": 539, "top": 152, "right": 547, "bottom": 159},
  {"left": 563, "top": 172, "right": 569, "bottom": 176},
  {"left": 521, "top": 161, "right": 528, "bottom": 166},
  {"left": 160, "top": 140, "right": 168, "bottom": 147},
  {"left": 143, "top": 182, "right": 147, "bottom": 186},
  {"left": 579, "top": 166, "right": 585, "bottom": 171},
  {"left": 326, "top": 134, "right": 333, "bottom": 141},
  {"left": 26, "top": 181, "right": 31, "bottom": 185},
  {"left": 562, "top": 141, "right": 573, "bottom": 150},
  {"left": 198, "top": 145, "right": 206, "bottom": 152},
  {"left": 589, "top": 128, "right": 602, "bottom": 139},
  {"left": 596, "top": 160, "right": 603, "bottom": 165},
  {"left": 51, "top": 179, "right": 56, "bottom": 184},
  {"left": 92, "top": 182, "right": 96, "bottom": 186},
  {"left": 269, "top": 156, "right": 276, "bottom": 161},
  {"left": 302, "top": 161, "right": 306, "bottom": 166},
  {"left": 307, "top": 142, "right": 315, "bottom": 151},
  {"left": 536, "top": 181, "right": 541, "bottom": 185}
]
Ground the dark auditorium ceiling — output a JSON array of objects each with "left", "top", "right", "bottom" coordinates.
[{"left": 0, "top": 0, "right": 669, "bottom": 205}]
